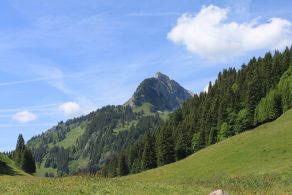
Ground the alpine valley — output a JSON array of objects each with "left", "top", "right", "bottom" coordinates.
[
  {"left": 1, "top": 47, "right": 292, "bottom": 194},
  {"left": 1, "top": 2, "right": 292, "bottom": 194},
  {"left": 0, "top": 47, "right": 292, "bottom": 194}
]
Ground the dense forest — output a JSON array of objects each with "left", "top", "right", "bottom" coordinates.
[
  {"left": 28, "top": 105, "right": 162, "bottom": 176},
  {"left": 102, "top": 47, "right": 292, "bottom": 177}
]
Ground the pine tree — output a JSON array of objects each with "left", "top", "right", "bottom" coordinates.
[
  {"left": 157, "top": 126, "right": 175, "bottom": 166},
  {"left": 16, "top": 134, "right": 25, "bottom": 150},
  {"left": 175, "top": 126, "right": 191, "bottom": 160},
  {"left": 141, "top": 134, "right": 157, "bottom": 170},
  {"left": 15, "top": 134, "right": 26, "bottom": 167},
  {"left": 13, "top": 134, "right": 36, "bottom": 174},
  {"left": 131, "top": 159, "right": 141, "bottom": 174},
  {"left": 21, "top": 149, "right": 36, "bottom": 174},
  {"left": 118, "top": 154, "right": 128, "bottom": 176}
]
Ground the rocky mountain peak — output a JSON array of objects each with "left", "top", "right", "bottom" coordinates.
[
  {"left": 125, "top": 72, "right": 193, "bottom": 111},
  {"left": 154, "top": 72, "right": 170, "bottom": 80}
]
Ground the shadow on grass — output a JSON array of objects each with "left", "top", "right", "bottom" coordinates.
[{"left": 0, "top": 161, "right": 22, "bottom": 176}]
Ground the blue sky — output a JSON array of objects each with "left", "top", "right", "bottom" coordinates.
[{"left": 0, "top": 0, "right": 292, "bottom": 151}]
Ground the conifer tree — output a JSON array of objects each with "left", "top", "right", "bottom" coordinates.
[
  {"left": 118, "top": 154, "right": 128, "bottom": 176},
  {"left": 21, "top": 149, "right": 36, "bottom": 174},
  {"left": 15, "top": 134, "right": 26, "bottom": 167},
  {"left": 141, "top": 134, "right": 157, "bottom": 170},
  {"left": 13, "top": 134, "right": 36, "bottom": 174},
  {"left": 175, "top": 126, "right": 191, "bottom": 160},
  {"left": 157, "top": 126, "right": 175, "bottom": 166},
  {"left": 131, "top": 159, "right": 141, "bottom": 174}
]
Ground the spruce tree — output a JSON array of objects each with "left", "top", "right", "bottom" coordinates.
[
  {"left": 15, "top": 134, "right": 26, "bottom": 167},
  {"left": 118, "top": 154, "right": 128, "bottom": 176},
  {"left": 141, "top": 134, "right": 157, "bottom": 170},
  {"left": 21, "top": 149, "right": 36, "bottom": 174},
  {"left": 16, "top": 134, "right": 25, "bottom": 150},
  {"left": 175, "top": 126, "right": 190, "bottom": 160},
  {"left": 14, "top": 134, "right": 36, "bottom": 174},
  {"left": 157, "top": 126, "right": 175, "bottom": 166},
  {"left": 131, "top": 159, "right": 141, "bottom": 174}
]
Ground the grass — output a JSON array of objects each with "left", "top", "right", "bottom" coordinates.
[
  {"left": 1, "top": 109, "right": 292, "bottom": 194},
  {"left": 0, "top": 154, "right": 28, "bottom": 176},
  {"left": 57, "top": 122, "right": 87, "bottom": 149},
  {"left": 113, "top": 120, "right": 137, "bottom": 133},
  {"left": 133, "top": 102, "right": 170, "bottom": 121},
  {"left": 68, "top": 157, "right": 89, "bottom": 174},
  {"left": 35, "top": 159, "right": 57, "bottom": 177},
  {"left": 133, "top": 102, "right": 154, "bottom": 114},
  {"left": 114, "top": 103, "right": 170, "bottom": 134}
]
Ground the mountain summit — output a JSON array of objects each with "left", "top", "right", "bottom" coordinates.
[{"left": 125, "top": 72, "right": 193, "bottom": 111}]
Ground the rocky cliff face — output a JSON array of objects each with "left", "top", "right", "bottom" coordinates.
[{"left": 125, "top": 72, "right": 193, "bottom": 111}]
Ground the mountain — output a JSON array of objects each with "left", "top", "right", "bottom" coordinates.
[
  {"left": 27, "top": 72, "right": 191, "bottom": 177},
  {"left": 125, "top": 72, "right": 193, "bottom": 111}
]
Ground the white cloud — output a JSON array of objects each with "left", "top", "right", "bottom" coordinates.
[
  {"left": 12, "top": 111, "right": 37, "bottom": 123},
  {"left": 59, "top": 102, "right": 80, "bottom": 115},
  {"left": 167, "top": 5, "right": 292, "bottom": 61}
]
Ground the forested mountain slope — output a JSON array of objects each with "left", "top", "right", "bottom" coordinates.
[
  {"left": 27, "top": 73, "right": 191, "bottom": 177},
  {"left": 102, "top": 47, "right": 292, "bottom": 177}
]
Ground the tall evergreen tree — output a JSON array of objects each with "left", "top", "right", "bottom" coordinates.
[
  {"left": 21, "top": 149, "right": 36, "bottom": 174},
  {"left": 157, "top": 126, "right": 175, "bottom": 166},
  {"left": 141, "top": 134, "right": 157, "bottom": 170},
  {"left": 118, "top": 154, "right": 128, "bottom": 176},
  {"left": 16, "top": 134, "right": 25, "bottom": 150},
  {"left": 15, "top": 134, "right": 26, "bottom": 167},
  {"left": 13, "top": 134, "right": 36, "bottom": 174},
  {"left": 175, "top": 126, "right": 191, "bottom": 160}
]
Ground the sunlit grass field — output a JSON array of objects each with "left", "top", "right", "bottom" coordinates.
[{"left": 1, "top": 109, "right": 292, "bottom": 194}]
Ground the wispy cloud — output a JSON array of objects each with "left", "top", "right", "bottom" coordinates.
[
  {"left": 0, "top": 103, "right": 61, "bottom": 113},
  {"left": 0, "top": 76, "right": 62, "bottom": 87}
]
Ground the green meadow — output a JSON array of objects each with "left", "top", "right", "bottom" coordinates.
[{"left": 1, "top": 109, "right": 292, "bottom": 194}]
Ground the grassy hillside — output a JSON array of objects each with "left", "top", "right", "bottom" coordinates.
[
  {"left": 56, "top": 123, "right": 87, "bottom": 149},
  {"left": 0, "top": 154, "right": 28, "bottom": 176},
  {"left": 130, "top": 108, "right": 292, "bottom": 182},
  {"left": 1, "top": 109, "right": 292, "bottom": 194}
]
